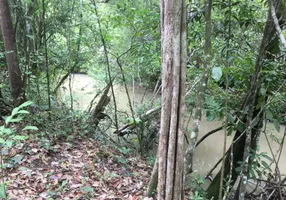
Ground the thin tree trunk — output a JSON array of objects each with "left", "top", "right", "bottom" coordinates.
[
  {"left": 92, "top": 0, "right": 119, "bottom": 132},
  {"left": 0, "top": 0, "right": 25, "bottom": 106},
  {"left": 145, "top": 157, "right": 158, "bottom": 197},
  {"left": 238, "top": 1, "right": 280, "bottom": 198},
  {"left": 42, "top": 0, "right": 51, "bottom": 109},
  {"left": 206, "top": 0, "right": 283, "bottom": 199},
  {"left": 184, "top": 0, "right": 212, "bottom": 178}
]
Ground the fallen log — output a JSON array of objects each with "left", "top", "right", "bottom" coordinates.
[
  {"left": 114, "top": 107, "right": 160, "bottom": 136},
  {"left": 91, "top": 82, "right": 112, "bottom": 128}
]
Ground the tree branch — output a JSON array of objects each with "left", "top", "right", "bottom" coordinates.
[{"left": 268, "top": 0, "right": 286, "bottom": 48}]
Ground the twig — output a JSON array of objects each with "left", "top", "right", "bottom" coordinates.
[{"left": 196, "top": 126, "right": 224, "bottom": 147}]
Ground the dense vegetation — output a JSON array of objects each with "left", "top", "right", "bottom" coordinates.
[{"left": 0, "top": 0, "right": 285, "bottom": 199}]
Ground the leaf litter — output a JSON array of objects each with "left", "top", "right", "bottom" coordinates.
[{"left": 4, "top": 137, "right": 153, "bottom": 199}]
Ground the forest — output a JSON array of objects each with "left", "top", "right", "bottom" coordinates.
[{"left": 0, "top": 0, "right": 285, "bottom": 199}]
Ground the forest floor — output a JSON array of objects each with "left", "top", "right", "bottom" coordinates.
[{"left": 4, "top": 135, "right": 153, "bottom": 200}]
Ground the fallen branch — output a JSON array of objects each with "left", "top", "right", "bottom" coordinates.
[
  {"left": 91, "top": 81, "right": 112, "bottom": 128},
  {"left": 114, "top": 107, "right": 160, "bottom": 136}
]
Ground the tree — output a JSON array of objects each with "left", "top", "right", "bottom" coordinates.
[
  {"left": 184, "top": 0, "right": 212, "bottom": 178},
  {"left": 206, "top": 0, "right": 286, "bottom": 199},
  {"left": 0, "top": 0, "right": 25, "bottom": 106},
  {"left": 238, "top": 0, "right": 285, "bottom": 198},
  {"left": 157, "top": 0, "right": 187, "bottom": 199}
]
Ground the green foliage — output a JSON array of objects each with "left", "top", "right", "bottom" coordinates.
[
  {"left": 80, "top": 186, "right": 95, "bottom": 197},
  {"left": 116, "top": 156, "right": 128, "bottom": 166},
  {"left": 103, "top": 170, "right": 119, "bottom": 181},
  {"left": 147, "top": 155, "right": 156, "bottom": 166},
  {"left": 205, "top": 94, "right": 224, "bottom": 121},
  {"left": 0, "top": 101, "right": 37, "bottom": 199},
  {"left": 0, "top": 182, "right": 7, "bottom": 200},
  {"left": 190, "top": 191, "right": 204, "bottom": 200},
  {"left": 2, "top": 0, "right": 286, "bottom": 198},
  {"left": 235, "top": 149, "right": 272, "bottom": 179},
  {"left": 115, "top": 146, "right": 130, "bottom": 156},
  {"left": 187, "top": 174, "right": 206, "bottom": 200},
  {"left": 267, "top": 93, "right": 286, "bottom": 125},
  {"left": 27, "top": 106, "right": 77, "bottom": 142},
  {"left": 0, "top": 101, "right": 36, "bottom": 148}
]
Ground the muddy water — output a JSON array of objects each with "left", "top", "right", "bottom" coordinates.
[
  {"left": 58, "top": 74, "right": 153, "bottom": 111},
  {"left": 194, "top": 118, "right": 286, "bottom": 176},
  {"left": 59, "top": 74, "right": 286, "bottom": 177}
]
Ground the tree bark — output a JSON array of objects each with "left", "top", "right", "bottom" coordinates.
[
  {"left": 145, "top": 157, "right": 159, "bottom": 197},
  {"left": 0, "top": 0, "right": 25, "bottom": 106},
  {"left": 268, "top": 0, "right": 286, "bottom": 48},
  {"left": 157, "top": 0, "right": 187, "bottom": 199}
]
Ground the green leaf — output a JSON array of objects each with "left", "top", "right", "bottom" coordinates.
[
  {"left": 17, "top": 110, "right": 30, "bottom": 114},
  {"left": 9, "top": 116, "right": 24, "bottom": 123},
  {"left": 13, "top": 135, "right": 27, "bottom": 140},
  {"left": 237, "top": 121, "right": 245, "bottom": 132},
  {"left": 273, "top": 119, "right": 280, "bottom": 132},
  {"left": 211, "top": 67, "right": 222, "bottom": 81},
  {"left": 235, "top": 166, "right": 241, "bottom": 173},
  {"left": 266, "top": 110, "right": 274, "bottom": 121},
  {"left": 6, "top": 140, "right": 13, "bottom": 148},
  {"left": 3, "top": 128, "right": 12, "bottom": 135},
  {"left": 249, "top": 168, "right": 256, "bottom": 178},
  {"left": 18, "top": 101, "right": 33, "bottom": 109},
  {"left": 23, "top": 126, "right": 38, "bottom": 131},
  {"left": 261, "top": 154, "right": 272, "bottom": 162},
  {"left": 270, "top": 134, "right": 281, "bottom": 144},
  {"left": 0, "top": 184, "right": 6, "bottom": 199},
  {"left": 5, "top": 116, "right": 12, "bottom": 125},
  {"left": 19, "top": 167, "right": 31, "bottom": 177},
  {"left": 260, "top": 87, "right": 266, "bottom": 96},
  {"left": 11, "top": 154, "right": 24, "bottom": 164},
  {"left": 11, "top": 107, "right": 20, "bottom": 116},
  {"left": 227, "top": 114, "right": 235, "bottom": 124},
  {"left": 0, "top": 138, "right": 5, "bottom": 144},
  {"left": 80, "top": 186, "right": 94, "bottom": 194},
  {"left": 27, "top": 34, "right": 34, "bottom": 39},
  {"left": 261, "top": 160, "right": 271, "bottom": 169},
  {"left": 134, "top": 118, "right": 142, "bottom": 124},
  {"left": 206, "top": 114, "right": 215, "bottom": 121}
]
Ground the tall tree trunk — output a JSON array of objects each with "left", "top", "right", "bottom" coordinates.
[
  {"left": 157, "top": 0, "right": 187, "bottom": 199},
  {"left": 0, "top": 0, "right": 25, "bottom": 106}
]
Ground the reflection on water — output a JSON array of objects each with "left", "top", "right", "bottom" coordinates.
[{"left": 59, "top": 74, "right": 286, "bottom": 177}]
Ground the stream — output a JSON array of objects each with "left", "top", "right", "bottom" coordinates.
[{"left": 59, "top": 74, "right": 286, "bottom": 178}]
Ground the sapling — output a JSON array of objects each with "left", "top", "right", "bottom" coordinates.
[{"left": 0, "top": 101, "right": 38, "bottom": 199}]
